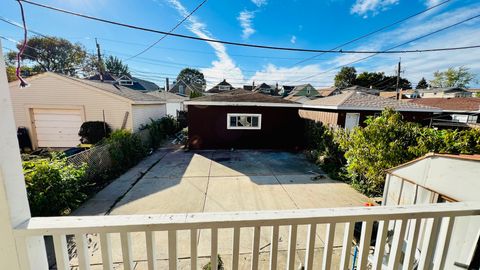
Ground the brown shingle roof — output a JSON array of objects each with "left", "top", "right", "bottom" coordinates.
[
  {"left": 187, "top": 89, "right": 298, "bottom": 104},
  {"left": 409, "top": 98, "right": 480, "bottom": 112},
  {"left": 305, "top": 91, "right": 440, "bottom": 111}
]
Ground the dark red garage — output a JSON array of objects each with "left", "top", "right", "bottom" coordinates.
[{"left": 185, "top": 90, "right": 304, "bottom": 150}]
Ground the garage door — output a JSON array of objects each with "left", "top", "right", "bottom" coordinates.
[{"left": 33, "top": 108, "right": 83, "bottom": 148}]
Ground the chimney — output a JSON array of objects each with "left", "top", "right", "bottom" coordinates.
[
  {"left": 166, "top": 78, "right": 170, "bottom": 91},
  {"left": 252, "top": 81, "right": 255, "bottom": 87}
]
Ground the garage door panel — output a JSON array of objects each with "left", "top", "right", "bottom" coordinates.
[
  {"left": 33, "top": 108, "right": 83, "bottom": 148},
  {"left": 34, "top": 127, "right": 80, "bottom": 135},
  {"left": 34, "top": 114, "right": 82, "bottom": 122}
]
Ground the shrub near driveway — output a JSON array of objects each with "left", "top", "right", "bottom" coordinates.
[
  {"left": 23, "top": 154, "right": 87, "bottom": 216},
  {"left": 107, "top": 130, "right": 147, "bottom": 172}
]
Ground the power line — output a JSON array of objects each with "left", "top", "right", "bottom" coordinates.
[
  {"left": 288, "top": 13, "right": 480, "bottom": 84},
  {"left": 19, "top": 0, "right": 480, "bottom": 55},
  {"left": 124, "top": 0, "right": 208, "bottom": 61},
  {"left": 289, "top": 0, "right": 452, "bottom": 67}
]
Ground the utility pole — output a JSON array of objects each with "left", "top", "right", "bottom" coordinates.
[
  {"left": 395, "top": 60, "right": 401, "bottom": 100},
  {"left": 95, "top": 38, "right": 104, "bottom": 82}
]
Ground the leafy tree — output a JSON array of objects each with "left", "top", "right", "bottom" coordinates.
[
  {"left": 82, "top": 54, "right": 105, "bottom": 76},
  {"left": 416, "top": 77, "right": 428, "bottom": 89},
  {"left": 105, "top": 56, "right": 129, "bottom": 76},
  {"left": 355, "top": 71, "right": 411, "bottom": 90},
  {"left": 6, "top": 65, "right": 17, "bottom": 82},
  {"left": 17, "top": 36, "right": 86, "bottom": 75},
  {"left": 430, "top": 67, "right": 476, "bottom": 88},
  {"left": 189, "top": 91, "right": 204, "bottom": 98},
  {"left": 334, "top": 66, "right": 357, "bottom": 88},
  {"left": 176, "top": 68, "right": 206, "bottom": 90},
  {"left": 476, "top": 92, "right": 480, "bottom": 98}
]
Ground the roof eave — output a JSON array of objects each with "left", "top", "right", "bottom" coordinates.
[{"left": 184, "top": 101, "right": 301, "bottom": 108}]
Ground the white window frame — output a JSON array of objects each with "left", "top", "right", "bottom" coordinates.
[
  {"left": 227, "top": 113, "right": 262, "bottom": 130},
  {"left": 218, "top": 85, "right": 230, "bottom": 91}
]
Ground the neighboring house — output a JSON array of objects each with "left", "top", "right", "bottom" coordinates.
[
  {"left": 253, "top": 82, "right": 278, "bottom": 95},
  {"left": 208, "top": 79, "right": 235, "bottom": 93},
  {"left": 279, "top": 85, "right": 295, "bottom": 96},
  {"left": 342, "top": 85, "right": 381, "bottom": 95},
  {"left": 146, "top": 91, "right": 188, "bottom": 117},
  {"left": 409, "top": 98, "right": 480, "bottom": 128},
  {"left": 287, "top": 84, "right": 321, "bottom": 98},
  {"left": 184, "top": 89, "right": 303, "bottom": 149},
  {"left": 417, "top": 87, "right": 473, "bottom": 98},
  {"left": 300, "top": 91, "right": 441, "bottom": 129},
  {"left": 243, "top": 84, "right": 254, "bottom": 91},
  {"left": 379, "top": 91, "right": 409, "bottom": 100},
  {"left": 87, "top": 73, "right": 160, "bottom": 92},
  {"left": 9, "top": 72, "right": 166, "bottom": 149},
  {"left": 318, "top": 87, "right": 342, "bottom": 97},
  {"left": 169, "top": 79, "right": 203, "bottom": 96},
  {"left": 383, "top": 153, "right": 480, "bottom": 269}
]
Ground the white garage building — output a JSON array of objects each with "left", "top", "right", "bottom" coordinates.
[{"left": 9, "top": 72, "right": 166, "bottom": 149}]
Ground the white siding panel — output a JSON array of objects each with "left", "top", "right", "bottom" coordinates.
[
  {"left": 131, "top": 104, "right": 166, "bottom": 131},
  {"left": 166, "top": 102, "right": 183, "bottom": 117},
  {"left": 9, "top": 73, "right": 133, "bottom": 148}
]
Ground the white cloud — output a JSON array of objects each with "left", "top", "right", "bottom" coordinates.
[
  {"left": 166, "top": 0, "right": 244, "bottom": 88},
  {"left": 351, "top": 0, "right": 399, "bottom": 17},
  {"left": 251, "top": 0, "right": 267, "bottom": 7},
  {"left": 290, "top": 35, "right": 297, "bottom": 44},
  {"left": 237, "top": 10, "right": 256, "bottom": 39},
  {"left": 424, "top": 0, "right": 442, "bottom": 8}
]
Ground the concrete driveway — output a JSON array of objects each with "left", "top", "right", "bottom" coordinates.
[{"left": 73, "top": 148, "right": 369, "bottom": 269}]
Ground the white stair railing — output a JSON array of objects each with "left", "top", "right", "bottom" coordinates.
[{"left": 13, "top": 202, "right": 480, "bottom": 270}]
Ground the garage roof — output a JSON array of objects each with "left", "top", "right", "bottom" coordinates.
[
  {"left": 185, "top": 89, "right": 301, "bottom": 107},
  {"left": 408, "top": 98, "right": 480, "bottom": 112}
]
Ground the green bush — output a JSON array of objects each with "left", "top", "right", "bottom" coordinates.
[
  {"left": 107, "top": 130, "right": 147, "bottom": 172},
  {"left": 23, "top": 154, "right": 87, "bottom": 216},
  {"left": 202, "top": 255, "right": 224, "bottom": 270},
  {"left": 305, "top": 109, "right": 480, "bottom": 197},
  {"left": 143, "top": 116, "right": 180, "bottom": 148}
]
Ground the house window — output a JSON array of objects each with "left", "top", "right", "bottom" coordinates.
[
  {"left": 119, "top": 79, "right": 133, "bottom": 86},
  {"left": 227, "top": 113, "right": 261, "bottom": 130},
  {"left": 179, "top": 85, "right": 185, "bottom": 95}
]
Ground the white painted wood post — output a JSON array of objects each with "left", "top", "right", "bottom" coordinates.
[{"left": 0, "top": 41, "right": 49, "bottom": 270}]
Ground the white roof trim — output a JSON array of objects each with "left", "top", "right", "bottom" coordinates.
[
  {"left": 184, "top": 101, "right": 302, "bottom": 108},
  {"left": 302, "top": 104, "right": 442, "bottom": 113}
]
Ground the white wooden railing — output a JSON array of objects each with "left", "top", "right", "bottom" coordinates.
[{"left": 13, "top": 202, "right": 480, "bottom": 270}]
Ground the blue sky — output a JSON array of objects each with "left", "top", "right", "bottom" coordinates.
[{"left": 1, "top": 0, "right": 480, "bottom": 88}]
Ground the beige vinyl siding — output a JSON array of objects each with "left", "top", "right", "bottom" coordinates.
[
  {"left": 131, "top": 104, "right": 166, "bottom": 131},
  {"left": 298, "top": 109, "right": 339, "bottom": 127},
  {"left": 9, "top": 73, "right": 133, "bottom": 148}
]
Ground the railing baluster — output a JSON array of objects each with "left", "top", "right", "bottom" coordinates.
[
  {"left": 252, "top": 226, "right": 261, "bottom": 270},
  {"left": 287, "top": 224, "right": 298, "bottom": 270},
  {"left": 433, "top": 216, "right": 456, "bottom": 270},
  {"left": 52, "top": 234, "right": 70, "bottom": 270},
  {"left": 75, "top": 233, "right": 91, "bottom": 270},
  {"left": 211, "top": 228, "right": 218, "bottom": 270},
  {"left": 99, "top": 233, "right": 113, "bottom": 270},
  {"left": 418, "top": 217, "right": 441, "bottom": 270},
  {"left": 120, "top": 232, "right": 133, "bottom": 270},
  {"left": 146, "top": 231, "right": 157, "bottom": 270},
  {"left": 322, "top": 223, "right": 335, "bottom": 270},
  {"left": 304, "top": 223, "right": 316, "bottom": 270},
  {"left": 372, "top": 220, "right": 388, "bottom": 270},
  {"left": 387, "top": 219, "right": 407, "bottom": 270},
  {"left": 339, "top": 222, "right": 354, "bottom": 270},
  {"left": 232, "top": 227, "right": 240, "bottom": 270},
  {"left": 270, "top": 225, "right": 279, "bottom": 270},
  {"left": 357, "top": 221, "right": 373, "bottom": 270},
  {"left": 191, "top": 229, "right": 198, "bottom": 270},
  {"left": 168, "top": 230, "right": 177, "bottom": 270},
  {"left": 403, "top": 219, "right": 421, "bottom": 270},
  {"left": 14, "top": 236, "right": 31, "bottom": 270}
]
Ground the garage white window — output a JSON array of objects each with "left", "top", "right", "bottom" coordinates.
[{"left": 227, "top": 113, "right": 261, "bottom": 130}]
